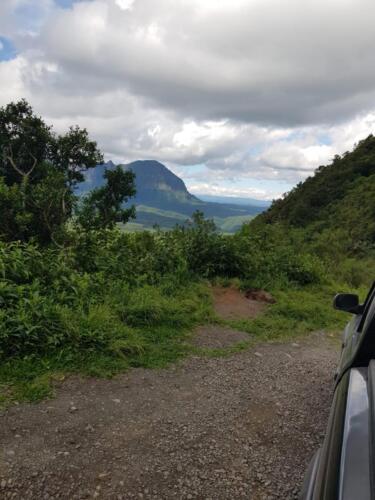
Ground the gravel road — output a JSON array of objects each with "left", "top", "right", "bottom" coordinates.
[{"left": 0, "top": 330, "right": 338, "bottom": 499}]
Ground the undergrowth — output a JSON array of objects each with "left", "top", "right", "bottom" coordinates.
[
  {"left": 0, "top": 218, "right": 372, "bottom": 407},
  {"left": 0, "top": 281, "right": 212, "bottom": 405}
]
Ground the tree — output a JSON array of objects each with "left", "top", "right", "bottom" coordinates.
[
  {"left": 0, "top": 99, "right": 104, "bottom": 244},
  {"left": 76, "top": 166, "right": 136, "bottom": 231},
  {"left": 50, "top": 126, "right": 103, "bottom": 187}
]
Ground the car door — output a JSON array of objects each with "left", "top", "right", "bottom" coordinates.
[{"left": 306, "top": 371, "right": 350, "bottom": 500}]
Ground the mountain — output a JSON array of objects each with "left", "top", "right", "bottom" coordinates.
[
  {"left": 123, "top": 160, "right": 197, "bottom": 199},
  {"left": 78, "top": 159, "right": 268, "bottom": 232},
  {"left": 122, "top": 160, "right": 200, "bottom": 214},
  {"left": 257, "top": 134, "right": 375, "bottom": 247}
]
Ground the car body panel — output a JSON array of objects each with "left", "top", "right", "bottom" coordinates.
[
  {"left": 310, "top": 372, "right": 349, "bottom": 500},
  {"left": 338, "top": 368, "right": 370, "bottom": 500},
  {"left": 335, "top": 316, "right": 360, "bottom": 379}
]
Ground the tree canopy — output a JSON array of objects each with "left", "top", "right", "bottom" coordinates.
[{"left": 0, "top": 99, "right": 136, "bottom": 244}]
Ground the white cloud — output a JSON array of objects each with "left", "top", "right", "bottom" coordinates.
[
  {"left": 187, "top": 182, "right": 281, "bottom": 201},
  {"left": 115, "top": 0, "right": 135, "bottom": 10},
  {"left": 0, "top": 56, "right": 28, "bottom": 104},
  {"left": 1, "top": 0, "right": 375, "bottom": 198}
]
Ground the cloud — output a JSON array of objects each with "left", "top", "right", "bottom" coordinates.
[
  {"left": 0, "top": 56, "right": 28, "bottom": 101},
  {"left": 1, "top": 0, "right": 375, "bottom": 197},
  {"left": 0, "top": 0, "right": 53, "bottom": 38},
  {"left": 186, "top": 182, "right": 282, "bottom": 201},
  {"left": 25, "top": 0, "right": 375, "bottom": 126},
  {"left": 115, "top": 0, "right": 134, "bottom": 10}
]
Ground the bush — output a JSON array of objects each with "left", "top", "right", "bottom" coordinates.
[
  {"left": 234, "top": 223, "right": 324, "bottom": 287},
  {"left": 0, "top": 234, "right": 212, "bottom": 360}
]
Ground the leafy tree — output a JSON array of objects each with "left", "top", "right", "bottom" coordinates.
[
  {"left": 0, "top": 100, "right": 137, "bottom": 244},
  {"left": 49, "top": 125, "right": 103, "bottom": 187},
  {"left": 0, "top": 100, "right": 103, "bottom": 187},
  {"left": 0, "top": 100, "right": 104, "bottom": 243},
  {"left": 76, "top": 166, "right": 136, "bottom": 230},
  {"left": 0, "top": 100, "right": 52, "bottom": 189}
]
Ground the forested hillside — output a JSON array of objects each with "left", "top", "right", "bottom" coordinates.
[{"left": 259, "top": 135, "right": 375, "bottom": 250}]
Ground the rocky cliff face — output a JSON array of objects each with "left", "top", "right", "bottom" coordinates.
[{"left": 123, "top": 160, "right": 197, "bottom": 200}]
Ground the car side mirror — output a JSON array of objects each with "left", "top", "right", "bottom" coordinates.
[{"left": 333, "top": 293, "right": 360, "bottom": 314}]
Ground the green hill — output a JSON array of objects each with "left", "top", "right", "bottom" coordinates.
[{"left": 257, "top": 135, "right": 375, "bottom": 249}]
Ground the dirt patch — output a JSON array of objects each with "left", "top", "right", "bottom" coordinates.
[
  {"left": 192, "top": 325, "right": 250, "bottom": 349},
  {"left": 245, "top": 288, "right": 276, "bottom": 304},
  {"left": 0, "top": 331, "right": 338, "bottom": 499},
  {"left": 212, "top": 286, "right": 267, "bottom": 320}
]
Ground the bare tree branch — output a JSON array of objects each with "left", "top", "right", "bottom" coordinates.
[{"left": 6, "top": 145, "right": 38, "bottom": 179}]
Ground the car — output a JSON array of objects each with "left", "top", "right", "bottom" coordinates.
[{"left": 300, "top": 283, "right": 375, "bottom": 500}]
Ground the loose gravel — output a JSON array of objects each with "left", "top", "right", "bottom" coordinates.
[
  {"left": 0, "top": 331, "right": 338, "bottom": 499},
  {"left": 192, "top": 325, "right": 250, "bottom": 349}
]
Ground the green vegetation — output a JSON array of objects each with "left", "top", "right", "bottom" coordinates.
[
  {"left": 260, "top": 135, "right": 375, "bottom": 253},
  {"left": 1, "top": 100, "right": 374, "bottom": 406},
  {"left": 0, "top": 210, "right": 338, "bottom": 405}
]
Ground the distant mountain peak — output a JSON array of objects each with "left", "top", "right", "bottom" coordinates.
[
  {"left": 123, "top": 160, "right": 195, "bottom": 198},
  {"left": 125, "top": 159, "right": 167, "bottom": 169},
  {"left": 104, "top": 160, "right": 115, "bottom": 169}
]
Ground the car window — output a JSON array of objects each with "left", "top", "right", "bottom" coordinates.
[
  {"left": 361, "top": 296, "right": 375, "bottom": 335},
  {"left": 358, "top": 283, "right": 375, "bottom": 332}
]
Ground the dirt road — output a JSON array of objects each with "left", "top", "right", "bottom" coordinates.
[{"left": 0, "top": 329, "right": 338, "bottom": 499}]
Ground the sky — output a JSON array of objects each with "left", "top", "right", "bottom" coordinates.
[{"left": 1, "top": 0, "right": 375, "bottom": 200}]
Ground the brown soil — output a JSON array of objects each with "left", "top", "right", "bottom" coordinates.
[
  {"left": 192, "top": 325, "right": 250, "bottom": 349},
  {"left": 245, "top": 289, "right": 276, "bottom": 304},
  {"left": 0, "top": 332, "right": 338, "bottom": 499},
  {"left": 212, "top": 286, "right": 267, "bottom": 320}
]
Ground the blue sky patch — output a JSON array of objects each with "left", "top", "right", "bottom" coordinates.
[
  {"left": 317, "top": 133, "right": 332, "bottom": 146},
  {"left": 0, "top": 37, "right": 17, "bottom": 62},
  {"left": 55, "top": 0, "right": 86, "bottom": 8}
]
